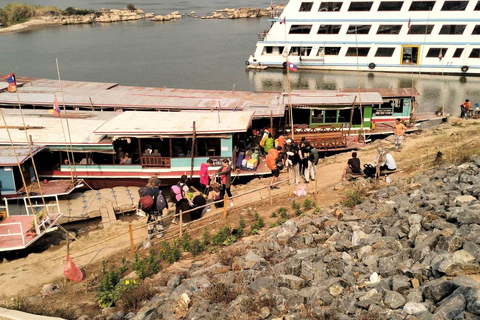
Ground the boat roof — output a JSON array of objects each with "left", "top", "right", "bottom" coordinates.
[
  {"left": 0, "top": 109, "right": 116, "bottom": 146},
  {"left": 0, "top": 76, "right": 285, "bottom": 118},
  {"left": 94, "top": 111, "right": 255, "bottom": 136},
  {"left": 0, "top": 145, "right": 44, "bottom": 166},
  {"left": 340, "top": 88, "right": 419, "bottom": 98},
  {"left": 289, "top": 91, "right": 383, "bottom": 106}
]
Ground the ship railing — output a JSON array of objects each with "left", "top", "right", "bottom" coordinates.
[
  {"left": 0, "top": 222, "right": 26, "bottom": 246},
  {"left": 269, "top": 9, "right": 283, "bottom": 19}
]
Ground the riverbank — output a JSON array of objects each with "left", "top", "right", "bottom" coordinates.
[
  {"left": 0, "top": 4, "right": 284, "bottom": 34},
  {"left": 0, "top": 117, "right": 479, "bottom": 319}
]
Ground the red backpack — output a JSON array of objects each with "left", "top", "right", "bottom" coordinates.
[{"left": 140, "top": 195, "right": 154, "bottom": 210}]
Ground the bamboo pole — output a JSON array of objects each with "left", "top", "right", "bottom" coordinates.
[
  {"left": 314, "top": 178, "right": 318, "bottom": 203},
  {"left": 129, "top": 223, "right": 134, "bottom": 255},
  {"left": 223, "top": 194, "right": 228, "bottom": 223},
  {"left": 179, "top": 210, "right": 183, "bottom": 237},
  {"left": 190, "top": 121, "right": 196, "bottom": 179}
]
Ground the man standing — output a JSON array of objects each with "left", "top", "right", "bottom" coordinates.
[
  {"left": 285, "top": 139, "right": 300, "bottom": 185},
  {"left": 200, "top": 159, "right": 213, "bottom": 196},
  {"left": 461, "top": 99, "right": 471, "bottom": 120},
  {"left": 267, "top": 146, "right": 282, "bottom": 189},
  {"left": 393, "top": 118, "right": 407, "bottom": 152}
]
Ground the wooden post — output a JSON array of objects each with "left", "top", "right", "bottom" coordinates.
[
  {"left": 232, "top": 83, "right": 236, "bottom": 92},
  {"left": 128, "top": 223, "right": 134, "bottom": 255},
  {"left": 314, "top": 178, "right": 318, "bottom": 203},
  {"left": 270, "top": 110, "right": 274, "bottom": 134},
  {"left": 190, "top": 121, "right": 196, "bottom": 179},
  {"left": 268, "top": 186, "right": 273, "bottom": 204},
  {"left": 179, "top": 210, "right": 183, "bottom": 237},
  {"left": 348, "top": 96, "right": 357, "bottom": 136},
  {"left": 223, "top": 194, "right": 228, "bottom": 223},
  {"left": 89, "top": 97, "right": 94, "bottom": 111}
]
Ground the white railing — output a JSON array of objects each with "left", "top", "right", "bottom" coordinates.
[{"left": 0, "top": 222, "right": 25, "bottom": 246}]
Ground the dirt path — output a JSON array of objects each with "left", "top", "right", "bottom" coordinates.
[{"left": 0, "top": 118, "right": 478, "bottom": 299}]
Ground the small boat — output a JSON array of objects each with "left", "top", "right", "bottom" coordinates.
[{"left": 247, "top": 64, "right": 268, "bottom": 70}]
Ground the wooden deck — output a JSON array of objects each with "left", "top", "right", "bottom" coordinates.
[{"left": 0, "top": 216, "right": 35, "bottom": 251}]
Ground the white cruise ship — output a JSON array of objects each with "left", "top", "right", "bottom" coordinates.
[{"left": 247, "top": 0, "right": 480, "bottom": 74}]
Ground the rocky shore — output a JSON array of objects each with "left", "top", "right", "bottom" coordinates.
[
  {"left": 115, "top": 156, "right": 480, "bottom": 319},
  {"left": 0, "top": 5, "right": 285, "bottom": 34}
]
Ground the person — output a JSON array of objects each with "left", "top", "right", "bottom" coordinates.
[
  {"left": 342, "top": 152, "right": 362, "bottom": 181},
  {"left": 120, "top": 153, "right": 132, "bottom": 164},
  {"left": 298, "top": 137, "right": 307, "bottom": 176},
  {"left": 305, "top": 143, "right": 316, "bottom": 183},
  {"left": 299, "top": 140, "right": 311, "bottom": 182},
  {"left": 285, "top": 139, "right": 300, "bottom": 185},
  {"left": 190, "top": 192, "right": 207, "bottom": 221},
  {"left": 310, "top": 146, "right": 319, "bottom": 171},
  {"left": 146, "top": 177, "right": 166, "bottom": 238},
  {"left": 374, "top": 148, "right": 396, "bottom": 173},
  {"left": 116, "top": 147, "right": 124, "bottom": 164},
  {"left": 277, "top": 134, "right": 286, "bottom": 151},
  {"left": 461, "top": 99, "right": 471, "bottom": 119},
  {"left": 172, "top": 175, "right": 193, "bottom": 224},
  {"left": 264, "top": 133, "right": 274, "bottom": 153},
  {"left": 200, "top": 159, "right": 213, "bottom": 196},
  {"left": 267, "top": 146, "right": 282, "bottom": 189},
  {"left": 216, "top": 158, "right": 233, "bottom": 206},
  {"left": 393, "top": 118, "right": 407, "bottom": 152}
]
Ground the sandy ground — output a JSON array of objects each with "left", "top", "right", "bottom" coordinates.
[
  {"left": 0, "top": 117, "right": 479, "bottom": 300},
  {"left": 0, "top": 19, "right": 62, "bottom": 34}
]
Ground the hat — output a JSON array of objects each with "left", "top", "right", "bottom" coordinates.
[{"left": 286, "top": 139, "right": 292, "bottom": 143}]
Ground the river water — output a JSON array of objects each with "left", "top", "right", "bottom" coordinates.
[{"left": 1, "top": 0, "right": 480, "bottom": 115}]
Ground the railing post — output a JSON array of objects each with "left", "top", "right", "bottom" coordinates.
[
  {"left": 55, "top": 195, "right": 60, "bottom": 216},
  {"left": 23, "top": 198, "right": 29, "bottom": 215},
  {"left": 179, "top": 210, "right": 183, "bottom": 237},
  {"left": 223, "top": 194, "right": 228, "bottom": 223},
  {"left": 19, "top": 223, "right": 25, "bottom": 245},
  {"left": 314, "top": 178, "right": 318, "bottom": 203},
  {"left": 4, "top": 198, "right": 9, "bottom": 218},
  {"left": 129, "top": 223, "right": 134, "bottom": 255},
  {"left": 268, "top": 186, "right": 273, "bottom": 205}
]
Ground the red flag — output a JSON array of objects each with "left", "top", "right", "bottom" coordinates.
[
  {"left": 287, "top": 61, "right": 298, "bottom": 72},
  {"left": 280, "top": 17, "right": 286, "bottom": 24},
  {"left": 64, "top": 255, "right": 83, "bottom": 282},
  {"left": 407, "top": 18, "right": 411, "bottom": 29},
  {"left": 3, "top": 72, "right": 16, "bottom": 93},
  {"left": 53, "top": 95, "right": 60, "bottom": 116}
]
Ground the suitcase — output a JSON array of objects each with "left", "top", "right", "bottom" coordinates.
[
  {"left": 247, "top": 158, "right": 258, "bottom": 169},
  {"left": 236, "top": 151, "right": 245, "bottom": 169}
]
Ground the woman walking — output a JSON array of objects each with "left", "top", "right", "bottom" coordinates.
[{"left": 216, "top": 158, "right": 233, "bottom": 206}]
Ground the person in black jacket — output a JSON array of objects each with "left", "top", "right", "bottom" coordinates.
[
  {"left": 285, "top": 139, "right": 300, "bottom": 185},
  {"left": 146, "top": 177, "right": 165, "bottom": 238}
]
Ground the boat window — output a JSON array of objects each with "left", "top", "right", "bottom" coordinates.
[
  {"left": 265, "top": 46, "right": 273, "bottom": 54},
  {"left": 140, "top": 138, "right": 171, "bottom": 158},
  {"left": 377, "top": 25, "right": 402, "bottom": 34},
  {"left": 453, "top": 48, "right": 464, "bottom": 58},
  {"left": 378, "top": 1, "right": 404, "bottom": 11},
  {"left": 289, "top": 46, "right": 313, "bottom": 56},
  {"left": 346, "top": 47, "right": 370, "bottom": 56},
  {"left": 324, "top": 110, "right": 337, "bottom": 123},
  {"left": 348, "top": 2, "right": 373, "bottom": 11},
  {"left": 317, "top": 25, "right": 341, "bottom": 34},
  {"left": 408, "top": 25, "right": 433, "bottom": 34},
  {"left": 322, "top": 47, "right": 342, "bottom": 55},
  {"left": 289, "top": 25, "right": 312, "bottom": 34},
  {"left": 441, "top": 1, "right": 468, "bottom": 11},
  {"left": 299, "top": 2, "right": 314, "bottom": 11},
  {"left": 476, "top": 1, "right": 480, "bottom": 10},
  {"left": 347, "top": 25, "right": 371, "bottom": 34},
  {"left": 394, "top": 99, "right": 404, "bottom": 113},
  {"left": 409, "top": 1, "right": 435, "bottom": 11},
  {"left": 375, "top": 47, "right": 395, "bottom": 57},
  {"left": 263, "top": 46, "right": 284, "bottom": 55},
  {"left": 469, "top": 49, "right": 480, "bottom": 58},
  {"left": 319, "top": 2, "right": 343, "bottom": 11},
  {"left": 473, "top": 25, "right": 480, "bottom": 35},
  {"left": 338, "top": 109, "right": 351, "bottom": 123},
  {"left": 197, "top": 138, "right": 221, "bottom": 157},
  {"left": 439, "top": 25, "right": 466, "bottom": 35},
  {"left": 426, "top": 48, "right": 448, "bottom": 58},
  {"left": 352, "top": 108, "right": 362, "bottom": 125}
]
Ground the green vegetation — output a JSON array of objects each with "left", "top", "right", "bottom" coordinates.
[
  {"left": 292, "top": 201, "right": 302, "bottom": 216},
  {"left": 249, "top": 211, "right": 265, "bottom": 235},
  {"left": 180, "top": 231, "right": 191, "bottom": 252},
  {"left": 202, "top": 227, "right": 211, "bottom": 246},
  {"left": 190, "top": 239, "right": 205, "bottom": 256},
  {"left": 97, "top": 261, "right": 121, "bottom": 308},
  {"left": 211, "top": 226, "right": 230, "bottom": 245},
  {"left": 132, "top": 250, "right": 160, "bottom": 280},
  {"left": 303, "top": 198, "right": 315, "bottom": 210},
  {"left": 343, "top": 189, "right": 365, "bottom": 207},
  {"left": 269, "top": 207, "right": 289, "bottom": 228},
  {"left": 126, "top": 4, "right": 136, "bottom": 11},
  {"left": 63, "top": 6, "right": 95, "bottom": 16}
]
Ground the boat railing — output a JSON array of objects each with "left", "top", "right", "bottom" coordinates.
[
  {"left": 140, "top": 155, "right": 171, "bottom": 168},
  {"left": 0, "top": 222, "right": 25, "bottom": 246},
  {"left": 269, "top": 9, "right": 283, "bottom": 19}
]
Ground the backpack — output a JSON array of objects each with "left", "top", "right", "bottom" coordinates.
[
  {"left": 276, "top": 152, "right": 284, "bottom": 170},
  {"left": 363, "top": 164, "right": 376, "bottom": 178},
  {"left": 156, "top": 190, "right": 168, "bottom": 212},
  {"left": 139, "top": 195, "right": 154, "bottom": 210},
  {"left": 170, "top": 182, "right": 185, "bottom": 202}
]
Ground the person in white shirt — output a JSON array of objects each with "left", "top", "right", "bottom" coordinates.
[{"left": 374, "top": 148, "right": 396, "bottom": 172}]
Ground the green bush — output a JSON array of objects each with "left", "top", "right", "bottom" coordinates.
[
  {"left": 291, "top": 201, "right": 300, "bottom": 210},
  {"left": 158, "top": 240, "right": 181, "bottom": 264},
  {"left": 270, "top": 211, "right": 277, "bottom": 218},
  {"left": 190, "top": 239, "right": 205, "bottom": 256},
  {"left": 131, "top": 250, "right": 159, "bottom": 280},
  {"left": 181, "top": 231, "right": 191, "bottom": 252},
  {"left": 0, "top": 3, "right": 62, "bottom": 27},
  {"left": 278, "top": 207, "right": 288, "bottom": 219},
  {"left": 303, "top": 198, "right": 315, "bottom": 210},
  {"left": 168, "top": 246, "right": 181, "bottom": 264},
  {"left": 343, "top": 189, "right": 365, "bottom": 208},
  {"left": 97, "top": 261, "right": 121, "bottom": 308},
  {"left": 211, "top": 227, "right": 230, "bottom": 245},
  {"left": 249, "top": 211, "right": 265, "bottom": 235},
  {"left": 62, "top": 6, "right": 94, "bottom": 16},
  {"left": 237, "top": 216, "right": 246, "bottom": 238},
  {"left": 202, "top": 227, "right": 210, "bottom": 246},
  {"left": 126, "top": 3, "right": 136, "bottom": 11}
]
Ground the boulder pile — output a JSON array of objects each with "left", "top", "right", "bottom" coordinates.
[
  {"left": 125, "top": 156, "right": 480, "bottom": 319},
  {"left": 95, "top": 9, "right": 145, "bottom": 23}
]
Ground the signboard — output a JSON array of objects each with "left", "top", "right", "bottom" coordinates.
[
  {"left": 375, "top": 109, "right": 393, "bottom": 116},
  {"left": 210, "top": 157, "right": 231, "bottom": 166}
]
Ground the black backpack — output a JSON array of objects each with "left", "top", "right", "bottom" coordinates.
[
  {"left": 156, "top": 190, "right": 168, "bottom": 212},
  {"left": 276, "top": 153, "right": 284, "bottom": 170},
  {"left": 363, "top": 164, "right": 376, "bottom": 178}
]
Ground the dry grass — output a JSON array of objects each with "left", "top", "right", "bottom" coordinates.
[
  {"left": 0, "top": 3, "right": 62, "bottom": 26},
  {"left": 0, "top": 297, "right": 78, "bottom": 320},
  {"left": 218, "top": 246, "right": 246, "bottom": 267},
  {"left": 202, "top": 283, "right": 243, "bottom": 304},
  {"left": 118, "top": 282, "right": 158, "bottom": 314}
]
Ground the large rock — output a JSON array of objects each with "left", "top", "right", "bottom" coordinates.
[
  {"left": 458, "top": 208, "right": 480, "bottom": 224},
  {"left": 413, "top": 231, "right": 441, "bottom": 261},
  {"left": 384, "top": 290, "right": 406, "bottom": 309},
  {"left": 404, "top": 302, "right": 428, "bottom": 315},
  {"left": 433, "top": 290, "right": 466, "bottom": 320},
  {"left": 278, "top": 274, "right": 305, "bottom": 290},
  {"left": 437, "top": 250, "right": 480, "bottom": 276},
  {"left": 455, "top": 195, "right": 476, "bottom": 205}
]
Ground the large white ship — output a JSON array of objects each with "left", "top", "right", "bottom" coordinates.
[{"left": 247, "top": 0, "right": 480, "bottom": 74}]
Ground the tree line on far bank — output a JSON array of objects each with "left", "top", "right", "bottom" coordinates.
[{"left": 0, "top": 3, "right": 137, "bottom": 27}]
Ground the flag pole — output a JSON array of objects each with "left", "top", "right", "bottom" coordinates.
[{"left": 55, "top": 93, "right": 75, "bottom": 183}]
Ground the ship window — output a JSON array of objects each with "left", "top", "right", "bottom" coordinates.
[
  {"left": 338, "top": 109, "right": 350, "bottom": 123},
  {"left": 476, "top": 1, "right": 480, "bottom": 10},
  {"left": 346, "top": 47, "right": 370, "bottom": 56},
  {"left": 375, "top": 47, "right": 395, "bottom": 57},
  {"left": 324, "top": 110, "right": 337, "bottom": 123},
  {"left": 299, "top": 2, "right": 314, "bottom": 11},
  {"left": 453, "top": 48, "right": 464, "bottom": 57},
  {"left": 263, "top": 46, "right": 284, "bottom": 55},
  {"left": 377, "top": 25, "right": 402, "bottom": 34},
  {"left": 348, "top": 2, "right": 373, "bottom": 11},
  {"left": 473, "top": 25, "right": 480, "bottom": 35},
  {"left": 347, "top": 25, "right": 371, "bottom": 34},
  {"left": 322, "top": 47, "right": 341, "bottom": 55},
  {"left": 426, "top": 48, "right": 448, "bottom": 58},
  {"left": 265, "top": 46, "right": 273, "bottom": 54},
  {"left": 408, "top": 25, "right": 433, "bottom": 34},
  {"left": 441, "top": 1, "right": 468, "bottom": 10},
  {"left": 469, "top": 49, "right": 480, "bottom": 58},
  {"left": 289, "top": 25, "right": 312, "bottom": 34},
  {"left": 289, "top": 46, "right": 313, "bottom": 56},
  {"left": 319, "top": 2, "right": 343, "bottom": 11},
  {"left": 439, "top": 25, "right": 466, "bottom": 35},
  {"left": 378, "top": 1, "right": 404, "bottom": 11},
  {"left": 409, "top": 1, "right": 435, "bottom": 11},
  {"left": 317, "top": 25, "right": 341, "bottom": 34}
]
